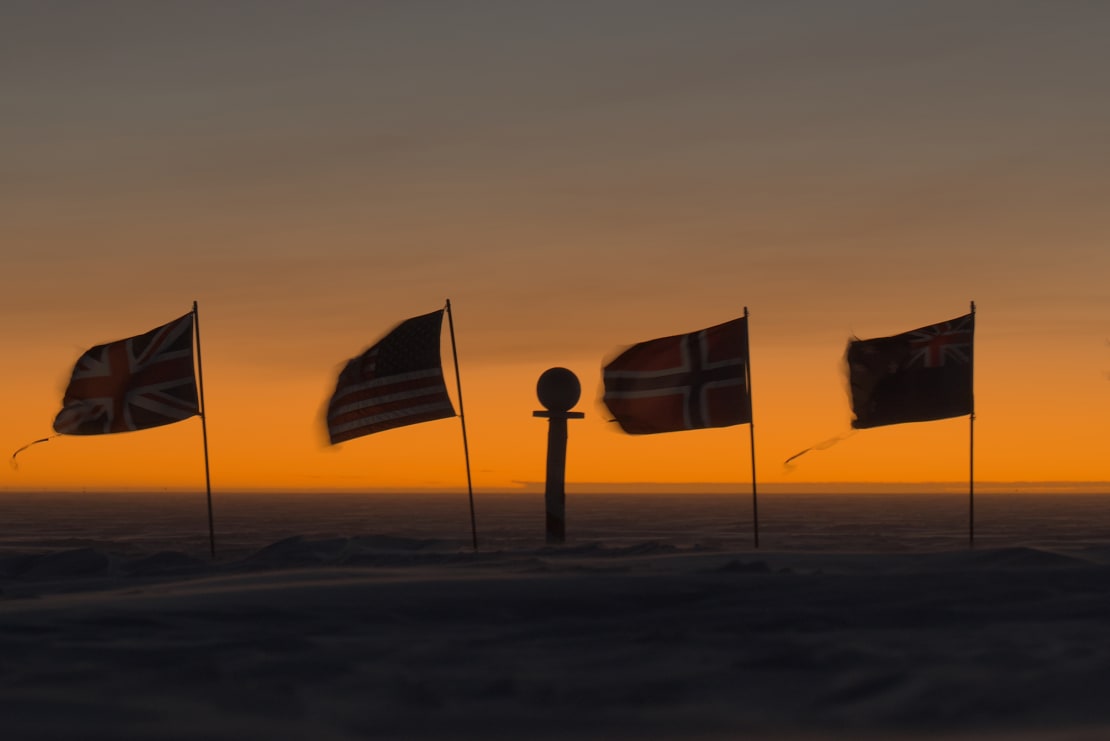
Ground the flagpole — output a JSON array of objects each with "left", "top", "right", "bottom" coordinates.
[
  {"left": 969, "top": 300, "right": 976, "bottom": 549},
  {"left": 193, "top": 300, "right": 216, "bottom": 559},
  {"left": 744, "top": 307, "right": 759, "bottom": 549},
  {"left": 445, "top": 299, "right": 478, "bottom": 551}
]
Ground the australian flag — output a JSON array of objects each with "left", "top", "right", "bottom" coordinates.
[
  {"left": 848, "top": 312, "right": 974, "bottom": 429},
  {"left": 603, "top": 316, "right": 751, "bottom": 434}
]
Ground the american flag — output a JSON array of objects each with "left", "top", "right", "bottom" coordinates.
[
  {"left": 603, "top": 316, "right": 751, "bottom": 434},
  {"left": 326, "top": 310, "right": 456, "bottom": 444},
  {"left": 847, "top": 311, "right": 974, "bottom": 429},
  {"left": 53, "top": 313, "right": 199, "bottom": 435}
]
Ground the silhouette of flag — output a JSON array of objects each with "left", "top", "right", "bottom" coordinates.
[
  {"left": 603, "top": 316, "right": 750, "bottom": 434},
  {"left": 848, "top": 312, "right": 974, "bottom": 429},
  {"left": 53, "top": 313, "right": 199, "bottom": 435},
  {"left": 327, "top": 310, "right": 455, "bottom": 444}
]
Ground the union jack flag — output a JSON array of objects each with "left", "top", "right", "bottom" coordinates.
[
  {"left": 603, "top": 316, "right": 751, "bottom": 434},
  {"left": 326, "top": 310, "right": 456, "bottom": 444},
  {"left": 847, "top": 311, "right": 974, "bottom": 429},
  {"left": 907, "top": 314, "right": 973, "bottom": 368},
  {"left": 53, "top": 313, "right": 199, "bottom": 435}
]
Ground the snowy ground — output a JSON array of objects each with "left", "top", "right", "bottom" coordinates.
[{"left": 4, "top": 535, "right": 1110, "bottom": 740}]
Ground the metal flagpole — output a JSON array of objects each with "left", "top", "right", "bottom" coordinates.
[
  {"left": 969, "top": 300, "right": 976, "bottom": 549},
  {"left": 192, "top": 301, "right": 216, "bottom": 558},
  {"left": 445, "top": 299, "right": 478, "bottom": 551},
  {"left": 744, "top": 307, "right": 759, "bottom": 549}
]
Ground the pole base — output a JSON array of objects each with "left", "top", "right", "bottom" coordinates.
[{"left": 546, "top": 513, "right": 565, "bottom": 544}]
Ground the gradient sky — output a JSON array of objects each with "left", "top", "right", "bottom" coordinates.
[{"left": 4, "top": 1, "right": 1109, "bottom": 492}]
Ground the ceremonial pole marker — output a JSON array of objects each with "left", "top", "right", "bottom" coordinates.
[{"left": 533, "top": 367, "right": 584, "bottom": 544}]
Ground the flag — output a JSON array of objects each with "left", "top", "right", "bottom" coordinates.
[
  {"left": 847, "top": 312, "right": 974, "bottom": 429},
  {"left": 53, "top": 313, "right": 199, "bottom": 435},
  {"left": 603, "top": 316, "right": 750, "bottom": 434},
  {"left": 327, "top": 310, "right": 456, "bottom": 444}
]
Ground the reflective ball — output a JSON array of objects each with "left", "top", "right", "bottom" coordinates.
[{"left": 536, "top": 367, "right": 581, "bottom": 412}]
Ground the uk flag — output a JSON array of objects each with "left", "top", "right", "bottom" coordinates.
[{"left": 53, "top": 313, "right": 199, "bottom": 435}]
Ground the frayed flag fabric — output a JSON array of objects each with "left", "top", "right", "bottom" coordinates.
[
  {"left": 53, "top": 313, "right": 199, "bottom": 435},
  {"left": 847, "top": 312, "right": 974, "bottom": 429},
  {"left": 603, "top": 316, "right": 751, "bottom": 434},
  {"left": 327, "top": 310, "right": 456, "bottom": 444}
]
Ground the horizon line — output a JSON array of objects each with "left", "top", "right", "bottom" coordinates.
[{"left": 2, "top": 480, "right": 1108, "bottom": 495}]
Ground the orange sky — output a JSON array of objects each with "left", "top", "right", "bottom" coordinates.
[{"left": 3, "top": 2, "right": 1109, "bottom": 492}]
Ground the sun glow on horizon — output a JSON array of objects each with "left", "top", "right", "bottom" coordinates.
[{"left": 3, "top": 3, "right": 1109, "bottom": 493}]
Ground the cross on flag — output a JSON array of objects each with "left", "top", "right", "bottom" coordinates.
[
  {"left": 848, "top": 312, "right": 974, "bottom": 429},
  {"left": 53, "top": 313, "right": 199, "bottom": 435},
  {"left": 603, "top": 316, "right": 751, "bottom": 434},
  {"left": 907, "top": 314, "right": 974, "bottom": 368}
]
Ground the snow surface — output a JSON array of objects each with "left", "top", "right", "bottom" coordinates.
[{"left": 3, "top": 492, "right": 1110, "bottom": 740}]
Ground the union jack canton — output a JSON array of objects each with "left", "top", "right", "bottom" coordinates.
[{"left": 907, "top": 314, "right": 974, "bottom": 369}]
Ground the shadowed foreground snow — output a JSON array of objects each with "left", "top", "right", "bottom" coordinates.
[{"left": 3, "top": 537, "right": 1110, "bottom": 740}]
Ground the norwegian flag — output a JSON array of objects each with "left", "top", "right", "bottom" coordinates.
[
  {"left": 603, "top": 316, "right": 751, "bottom": 434},
  {"left": 847, "top": 311, "right": 974, "bottom": 429},
  {"left": 53, "top": 313, "right": 199, "bottom": 435},
  {"left": 326, "top": 310, "right": 456, "bottom": 444}
]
